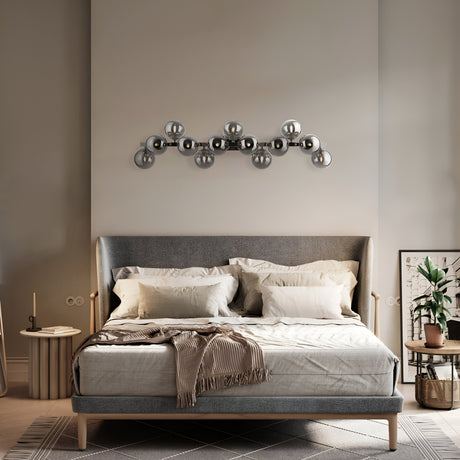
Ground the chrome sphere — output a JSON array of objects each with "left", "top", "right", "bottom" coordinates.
[
  {"left": 238, "top": 135, "right": 258, "bottom": 155},
  {"left": 299, "top": 135, "right": 321, "bottom": 154},
  {"left": 281, "top": 119, "right": 302, "bottom": 140},
  {"left": 311, "top": 150, "right": 332, "bottom": 168},
  {"left": 134, "top": 149, "right": 154, "bottom": 169},
  {"left": 223, "top": 120, "right": 243, "bottom": 140},
  {"left": 251, "top": 147, "right": 272, "bottom": 169},
  {"left": 164, "top": 120, "right": 185, "bottom": 140},
  {"left": 208, "top": 135, "right": 229, "bottom": 154},
  {"left": 177, "top": 136, "right": 198, "bottom": 156},
  {"left": 267, "top": 136, "right": 289, "bottom": 156},
  {"left": 145, "top": 135, "right": 167, "bottom": 154},
  {"left": 194, "top": 148, "right": 215, "bottom": 169}
]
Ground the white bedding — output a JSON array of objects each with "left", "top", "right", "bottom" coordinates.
[{"left": 76, "top": 317, "right": 399, "bottom": 398}]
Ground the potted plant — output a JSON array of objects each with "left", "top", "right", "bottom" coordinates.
[{"left": 413, "top": 256, "right": 453, "bottom": 348}]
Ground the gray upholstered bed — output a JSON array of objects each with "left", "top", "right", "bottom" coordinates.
[{"left": 71, "top": 235, "right": 403, "bottom": 450}]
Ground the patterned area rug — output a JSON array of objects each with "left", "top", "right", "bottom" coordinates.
[{"left": 5, "top": 415, "right": 460, "bottom": 460}]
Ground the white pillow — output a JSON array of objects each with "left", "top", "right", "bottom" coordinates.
[
  {"left": 260, "top": 285, "right": 343, "bottom": 319},
  {"left": 138, "top": 283, "right": 224, "bottom": 319},
  {"left": 229, "top": 257, "right": 359, "bottom": 277},
  {"left": 241, "top": 271, "right": 357, "bottom": 316},
  {"left": 110, "top": 275, "right": 238, "bottom": 319},
  {"left": 229, "top": 258, "right": 358, "bottom": 317},
  {"left": 112, "top": 264, "right": 241, "bottom": 282}
]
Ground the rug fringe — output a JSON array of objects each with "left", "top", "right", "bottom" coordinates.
[
  {"left": 400, "top": 415, "right": 460, "bottom": 459},
  {"left": 4, "top": 416, "right": 71, "bottom": 460}
]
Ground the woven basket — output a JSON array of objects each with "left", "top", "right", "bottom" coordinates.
[{"left": 415, "top": 374, "right": 460, "bottom": 409}]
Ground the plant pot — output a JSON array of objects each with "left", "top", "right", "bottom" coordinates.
[{"left": 424, "top": 323, "right": 444, "bottom": 348}]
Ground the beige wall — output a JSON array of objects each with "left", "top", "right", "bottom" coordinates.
[
  {"left": 91, "top": 0, "right": 379, "bottom": 237},
  {"left": 378, "top": 0, "right": 460, "bottom": 354},
  {"left": 0, "top": 0, "right": 91, "bottom": 357}
]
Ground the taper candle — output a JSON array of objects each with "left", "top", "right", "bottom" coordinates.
[{"left": 33, "top": 292, "right": 36, "bottom": 317}]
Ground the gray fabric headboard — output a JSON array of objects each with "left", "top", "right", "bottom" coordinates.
[{"left": 96, "top": 236, "right": 374, "bottom": 331}]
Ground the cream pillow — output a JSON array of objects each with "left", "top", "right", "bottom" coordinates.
[
  {"left": 229, "top": 257, "right": 359, "bottom": 277},
  {"left": 230, "top": 258, "right": 359, "bottom": 316},
  {"left": 138, "top": 283, "right": 224, "bottom": 319},
  {"left": 239, "top": 271, "right": 357, "bottom": 316},
  {"left": 260, "top": 285, "right": 343, "bottom": 319},
  {"left": 112, "top": 264, "right": 241, "bottom": 282},
  {"left": 110, "top": 275, "right": 238, "bottom": 319}
]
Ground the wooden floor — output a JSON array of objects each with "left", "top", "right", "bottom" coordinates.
[{"left": 0, "top": 382, "right": 459, "bottom": 458}]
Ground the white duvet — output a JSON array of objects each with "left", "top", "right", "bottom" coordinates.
[{"left": 76, "top": 317, "right": 399, "bottom": 397}]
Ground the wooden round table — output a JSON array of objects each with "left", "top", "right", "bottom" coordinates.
[
  {"left": 405, "top": 340, "right": 460, "bottom": 409},
  {"left": 20, "top": 329, "right": 81, "bottom": 399}
]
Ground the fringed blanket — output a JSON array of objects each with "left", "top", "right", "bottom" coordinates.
[{"left": 72, "top": 325, "right": 270, "bottom": 408}]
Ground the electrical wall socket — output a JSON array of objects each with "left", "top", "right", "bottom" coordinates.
[
  {"left": 66, "top": 296, "right": 85, "bottom": 307},
  {"left": 75, "top": 296, "right": 85, "bottom": 306}
]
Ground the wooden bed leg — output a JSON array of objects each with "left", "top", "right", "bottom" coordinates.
[
  {"left": 89, "top": 291, "right": 98, "bottom": 334},
  {"left": 388, "top": 413, "right": 398, "bottom": 451},
  {"left": 78, "top": 414, "right": 88, "bottom": 450}
]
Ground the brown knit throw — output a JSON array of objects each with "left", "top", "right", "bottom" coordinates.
[{"left": 72, "top": 325, "right": 270, "bottom": 408}]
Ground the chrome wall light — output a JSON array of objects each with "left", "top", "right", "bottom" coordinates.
[{"left": 134, "top": 120, "right": 332, "bottom": 170}]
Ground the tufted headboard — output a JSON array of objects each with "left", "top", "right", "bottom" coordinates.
[{"left": 96, "top": 235, "right": 374, "bottom": 330}]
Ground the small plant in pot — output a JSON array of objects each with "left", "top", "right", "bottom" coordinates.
[{"left": 413, "top": 256, "right": 453, "bottom": 348}]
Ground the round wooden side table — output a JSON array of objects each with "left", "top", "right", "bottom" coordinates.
[
  {"left": 20, "top": 329, "right": 81, "bottom": 400},
  {"left": 405, "top": 339, "right": 460, "bottom": 409}
]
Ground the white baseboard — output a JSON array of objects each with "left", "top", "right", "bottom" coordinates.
[{"left": 7, "top": 357, "right": 28, "bottom": 382}]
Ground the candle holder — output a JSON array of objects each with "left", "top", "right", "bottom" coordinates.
[{"left": 26, "top": 315, "right": 41, "bottom": 332}]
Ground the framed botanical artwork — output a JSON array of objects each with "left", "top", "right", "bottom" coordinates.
[{"left": 399, "top": 250, "right": 460, "bottom": 383}]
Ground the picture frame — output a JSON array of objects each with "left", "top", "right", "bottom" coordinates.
[{"left": 399, "top": 250, "right": 460, "bottom": 383}]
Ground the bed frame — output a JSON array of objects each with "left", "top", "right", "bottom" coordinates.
[{"left": 72, "top": 235, "right": 403, "bottom": 450}]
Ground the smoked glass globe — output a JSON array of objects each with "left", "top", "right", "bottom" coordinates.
[
  {"left": 311, "top": 150, "right": 332, "bottom": 168},
  {"left": 281, "top": 119, "right": 302, "bottom": 140},
  {"left": 251, "top": 147, "right": 272, "bottom": 169},
  {"left": 299, "top": 135, "right": 321, "bottom": 154},
  {"left": 194, "top": 148, "right": 215, "bottom": 169},
  {"left": 145, "top": 135, "right": 167, "bottom": 154},
  {"left": 223, "top": 121, "right": 243, "bottom": 140},
  {"left": 177, "top": 136, "right": 198, "bottom": 156},
  {"left": 208, "top": 135, "right": 229, "bottom": 154},
  {"left": 238, "top": 135, "right": 258, "bottom": 155},
  {"left": 134, "top": 149, "right": 154, "bottom": 169},
  {"left": 267, "top": 136, "right": 289, "bottom": 156},
  {"left": 164, "top": 120, "right": 185, "bottom": 140}
]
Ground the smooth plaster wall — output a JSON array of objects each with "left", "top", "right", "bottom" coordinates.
[
  {"left": 91, "top": 0, "right": 379, "bottom": 242},
  {"left": 0, "top": 0, "right": 91, "bottom": 357},
  {"left": 378, "top": 0, "right": 460, "bottom": 355}
]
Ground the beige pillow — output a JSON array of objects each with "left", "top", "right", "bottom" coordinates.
[
  {"left": 112, "top": 264, "right": 241, "bottom": 282},
  {"left": 138, "top": 283, "right": 224, "bottom": 319},
  {"left": 239, "top": 270, "right": 357, "bottom": 316},
  {"left": 260, "top": 285, "right": 343, "bottom": 319},
  {"left": 230, "top": 257, "right": 359, "bottom": 316},
  {"left": 229, "top": 257, "right": 359, "bottom": 277},
  {"left": 110, "top": 275, "right": 238, "bottom": 319}
]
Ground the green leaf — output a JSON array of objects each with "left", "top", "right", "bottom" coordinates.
[
  {"left": 417, "top": 266, "right": 431, "bottom": 281},
  {"left": 430, "top": 269, "right": 444, "bottom": 283},
  {"left": 433, "top": 291, "right": 444, "bottom": 304},
  {"left": 414, "top": 314, "right": 431, "bottom": 322},
  {"left": 439, "top": 318, "right": 447, "bottom": 332},
  {"left": 425, "top": 256, "right": 435, "bottom": 273},
  {"left": 444, "top": 295, "right": 452, "bottom": 303},
  {"left": 439, "top": 278, "right": 452, "bottom": 289},
  {"left": 413, "top": 294, "right": 429, "bottom": 302}
]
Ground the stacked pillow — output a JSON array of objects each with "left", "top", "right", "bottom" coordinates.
[
  {"left": 229, "top": 257, "right": 359, "bottom": 318},
  {"left": 110, "top": 264, "right": 240, "bottom": 319},
  {"left": 109, "top": 259, "right": 360, "bottom": 320}
]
